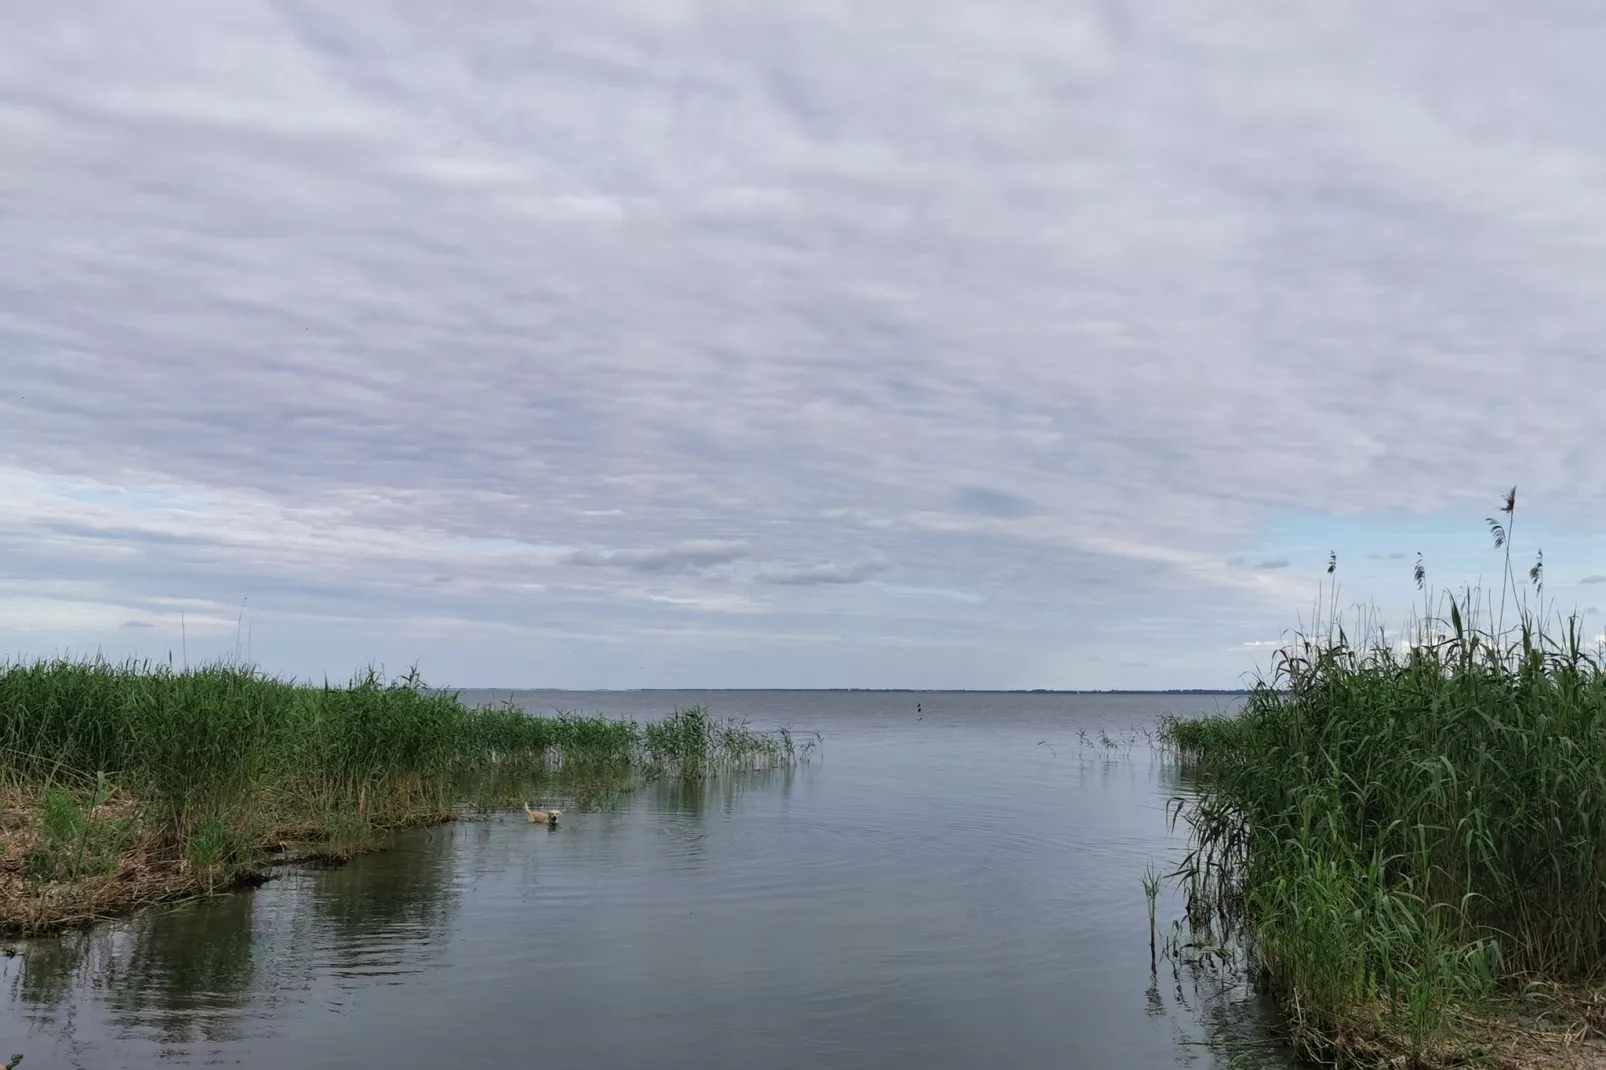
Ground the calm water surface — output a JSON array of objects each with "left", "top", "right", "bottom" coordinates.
[{"left": 0, "top": 691, "right": 1299, "bottom": 1069}]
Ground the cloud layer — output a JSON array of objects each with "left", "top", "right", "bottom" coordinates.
[{"left": 3, "top": 2, "right": 1606, "bottom": 687}]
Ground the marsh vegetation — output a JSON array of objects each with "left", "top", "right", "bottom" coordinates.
[
  {"left": 1166, "top": 491, "right": 1606, "bottom": 1067},
  {"left": 0, "top": 659, "right": 806, "bottom": 933}
]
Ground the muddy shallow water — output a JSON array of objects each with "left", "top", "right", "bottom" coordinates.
[{"left": 0, "top": 690, "right": 1298, "bottom": 1069}]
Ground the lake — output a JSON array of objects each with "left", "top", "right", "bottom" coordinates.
[{"left": 0, "top": 690, "right": 1297, "bottom": 1069}]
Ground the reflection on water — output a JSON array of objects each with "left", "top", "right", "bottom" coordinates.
[
  {"left": 106, "top": 892, "right": 259, "bottom": 1045},
  {"left": 0, "top": 692, "right": 1298, "bottom": 1069},
  {"left": 10, "top": 934, "right": 81, "bottom": 1017},
  {"left": 3, "top": 802, "right": 467, "bottom": 1060}
]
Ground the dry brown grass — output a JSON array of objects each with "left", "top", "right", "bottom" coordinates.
[
  {"left": 0, "top": 769, "right": 531, "bottom": 936},
  {"left": 0, "top": 784, "right": 201, "bottom": 934},
  {"left": 0, "top": 781, "right": 450, "bottom": 936},
  {"left": 1466, "top": 987, "right": 1606, "bottom": 1070},
  {"left": 1288, "top": 988, "right": 1606, "bottom": 1069}
]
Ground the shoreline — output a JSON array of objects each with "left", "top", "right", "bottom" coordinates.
[
  {"left": 0, "top": 783, "right": 473, "bottom": 939},
  {"left": 0, "top": 658, "right": 803, "bottom": 939}
]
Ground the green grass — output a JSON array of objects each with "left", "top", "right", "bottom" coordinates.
[
  {"left": 1166, "top": 492, "right": 1606, "bottom": 1064},
  {"left": 0, "top": 658, "right": 806, "bottom": 927},
  {"left": 642, "top": 705, "right": 811, "bottom": 775}
]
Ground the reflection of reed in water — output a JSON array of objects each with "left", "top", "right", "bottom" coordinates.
[
  {"left": 8, "top": 899, "right": 263, "bottom": 1043},
  {"left": 105, "top": 891, "right": 260, "bottom": 1045},
  {"left": 11, "top": 927, "right": 114, "bottom": 1022},
  {"left": 7, "top": 831, "right": 463, "bottom": 1048},
  {"left": 646, "top": 765, "right": 796, "bottom": 817},
  {"left": 456, "top": 764, "right": 636, "bottom": 816},
  {"left": 460, "top": 757, "right": 799, "bottom": 822},
  {"left": 311, "top": 828, "right": 458, "bottom": 949},
  {"left": 1151, "top": 923, "right": 1292, "bottom": 1068}
]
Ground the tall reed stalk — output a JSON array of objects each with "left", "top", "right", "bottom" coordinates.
[{"left": 1168, "top": 489, "right": 1598, "bottom": 1062}]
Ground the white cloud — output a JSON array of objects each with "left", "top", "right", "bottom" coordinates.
[
  {"left": 879, "top": 584, "right": 986, "bottom": 604},
  {"left": 0, "top": 596, "right": 235, "bottom": 636},
  {"left": 758, "top": 557, "right": 890, "bottom": 585},
  {"left": 3, "top": 2, "right": 1605, "bottom": 686},
  {"left": 565, "top": 540, "right": 752, "bottom": 573}
]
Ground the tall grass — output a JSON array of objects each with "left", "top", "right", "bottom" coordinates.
[
  {"left": 0, "top": 660, "right": 805, "bottom": 928},
  {"left": 1168, "top": 490, "right": 1606, "bottom": 1063},
  {"left": 642, "top": 706, "right": 808, "bottom": 775},
  {"left": 0, "top": 663, "right": 541, "bottom": 838}
]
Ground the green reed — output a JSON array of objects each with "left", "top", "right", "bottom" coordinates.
[
  {"left": 1167, "top": 490, "right": 1605, "bottom": 1061},
  {"left": 642, "top": 705, "right": 810, "bottom": 776},
  {"left": 0, "top": 659, "right": 800, "bottom": 905}
]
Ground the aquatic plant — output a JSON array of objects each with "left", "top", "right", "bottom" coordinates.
[
  {"left": 1167, "top": 489, "right": 1606, "bottom": 1063},
  {"left": 0, "top": 660, "right": 805, "bottom": 932},
  {"left": 1141, "top": 862, "right": 1161, "bottom": 972},
  {"left": 642, "top": 705, "right": 807, "bottom": 775}
]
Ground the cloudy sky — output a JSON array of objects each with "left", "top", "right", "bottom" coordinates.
[{"left": 3, "top": 2, "right": 1605, "bottom": 690}]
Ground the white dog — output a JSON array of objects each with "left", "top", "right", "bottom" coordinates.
[{"left": 524, "top": 802, "right": 561, "bottom": 825}]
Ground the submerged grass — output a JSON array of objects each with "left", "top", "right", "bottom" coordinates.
[
  {"left": 0, "top": 659, "right": 806, "bottom": 933},
  {"left": 1167, "top": 490, "right": 1606, "bottom": 1067}
]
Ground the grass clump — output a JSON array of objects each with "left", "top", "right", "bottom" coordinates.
[
  {"left": 0, "top": 662, "right": 803, "bottom": 933},
  {"left": 1168, "top": 489, "right": 1606, "bottom": 1067},
  {"left": 22, "top": 777, "right": 132, "bottom": 883},
  {"left": 643, "top": 706, "right": 808, "bottom": 776}
]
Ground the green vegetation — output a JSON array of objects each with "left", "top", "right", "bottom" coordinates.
[
  {"left": 1167, "top": 491, "right": 1606, "bottom": 1067},
  {"left": 644, "top": 705, "right": 810, "bottom": 775},
  {"left": 0, "top": 658, "right": 806, "bottom": 933}
]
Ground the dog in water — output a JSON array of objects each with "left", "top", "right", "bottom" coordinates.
[{"left": 524, "top": 802, "right": 561, "bottom": 826}]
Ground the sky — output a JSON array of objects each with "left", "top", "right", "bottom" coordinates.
[{"left": 4, "top": 2, "right": 1606, "bottom": 690}]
